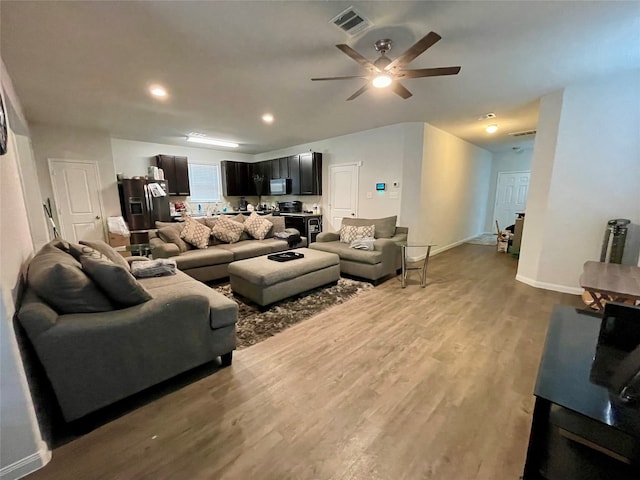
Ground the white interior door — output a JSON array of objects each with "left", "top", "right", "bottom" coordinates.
[
  {"left": 493, "top": 171, "right": 530, "bottom": 231},
  {"left": 329, "top": 163, "right": 359, "bottom": 231},
  {"left": 49, "top": 159, "right": 105, "bottom": 243}
]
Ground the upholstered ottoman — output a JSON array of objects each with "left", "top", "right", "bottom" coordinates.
[{"left": 228, "top": 248, "right": 340, "bottom": 306}]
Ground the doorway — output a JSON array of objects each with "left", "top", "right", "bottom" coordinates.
[
  {"left": 328, "top": 163, "right": 359, "bottom": 231},
  {"left": 493, "top": 171, "right": 530, "bottom": 231},
  {"left": 49, "top": 159, "right": 105, "bottom": 243}
]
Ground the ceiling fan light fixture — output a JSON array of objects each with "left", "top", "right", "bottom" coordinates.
[
  {"left": 186, "top": 136, "right": 239, "bottom": 148},
  {"left": 372, "top": 74, "right": 392, "bottom": 88},
  {"left": 486, "top": 124, "right": 499, "bottom": 134}
]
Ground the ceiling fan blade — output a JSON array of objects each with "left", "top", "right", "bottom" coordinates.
[
  {"left": 386, "top": 31, "right": 442, "bottom": 71},
  {"left": 311, "top": 75, "right": 367, "bottom": 81},
  {"left": 336, "top": 44, "right": 379, "bottom": 72},
  {"left": 398, "top": 66, "right": 461, "bottom": 78},
  {"left": 391, "top": 82, "right": 413, "bottom": 99},
  {"left": 346, "top": 84, "right": 370, "bottom": 101}
]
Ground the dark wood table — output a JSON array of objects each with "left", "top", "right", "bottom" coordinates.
[
  {"left": 522, "top": 305, "right": 640, "bottom": 479},
  {"left": 580, "top": 261, "right": 640, "bottom": 311}
]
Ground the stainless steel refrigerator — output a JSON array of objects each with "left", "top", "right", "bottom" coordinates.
[{"left": 119, "top": 178, "right": 172, "bottom": 231}]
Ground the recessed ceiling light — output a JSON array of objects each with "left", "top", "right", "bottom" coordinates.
[
  {"left": 479, "top": 112, "right": 496, "bottom": 120},
  {"left": 186, "top": 136, "right": 239, "bottom": 148},
  {"left": 149, "top": 85, "right": 168, "bottom": 98},
  {"left": 486, "top": 124, "right": 498, "bottom": 134},
  {"left": 262, "top": 113, "right": 274, "bottom": 124}
]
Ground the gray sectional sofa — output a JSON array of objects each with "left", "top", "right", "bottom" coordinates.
[
  {"left": 18, "top": 239, "right": 238, "bottom": 422},
  {"left": 150, "top": 214, "right": 307, "bottom": 282},
  {"left": 310, "top": 216, "right": 407, "bottom": 283}
]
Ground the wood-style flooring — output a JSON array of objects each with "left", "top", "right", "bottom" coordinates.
[{"left": 26, "top": 244, "right": 583, "bottom": 480}]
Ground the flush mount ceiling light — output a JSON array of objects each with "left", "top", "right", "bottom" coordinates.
[
  {"left": 486, "top": 124, "right": 499, "bottom": 134},
  {"left": 372, "top": 73, "right": 392, "bottom": 88},
  {"left": 262, "top": 113, "right": 274, "bottom": 124},
  {"left": 186, "top": 136, "right": 239, "bottom": 148},
  {"left": 149, "top": 85, "right": 168, "bottom": 98}
]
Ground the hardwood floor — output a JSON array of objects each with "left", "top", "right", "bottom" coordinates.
[{"left": 26, "top": 244, "right": 582, "bottom": 480}]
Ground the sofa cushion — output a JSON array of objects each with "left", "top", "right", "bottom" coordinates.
[
  {"left": 79, "top": 240, "right": 130, "bottom": 270},
  {"left": 257, "top": 238, "right": 291, "bottom": 253},
  {"left": 80, "top": 255, "right": 152, "bottom": 307},
  {"left": 342, "top": 216, "right": 397, "bottom": 238},
  {"left": 212, "top": 216, "right": 244, "bottom": 243},
  {"left": 244, "top": 212, "right": 273, "bottom": 240},
  {"left": 231, "top": 213, "right": 253, "bottom": 241},
  {"left": 262, "top": 214, "right": 286, "bottom": 239},
  {"left": 157, "top": 225, "right": 190, "bottom": 253},
  {"left": 217, "top": 240, "right": 272, "bottom": 260},
  {"left": 27, "top": 242, "right": 114, "bottom": 314},
  {"left": 173, "top": 247, "right": 234, "bottom": 270},
  {"left": 339, "top": 224, "right": 375, "bottom": 243},
  {"left": 310, "top": 240, "right": 383, "bottom": 265},
  {"left": 180, "top": 216, "right": 211, "bottom": 249}
]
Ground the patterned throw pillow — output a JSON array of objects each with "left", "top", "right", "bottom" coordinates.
[
  {"left": 180, "top": 216, "right": 211, "bottom": 249},
  {"left": 339, "top": 224, "right": 375, "bottom": 243},
  {"left": 244, "top": 213, "right": 273, "bottom": 240},
  {"left": 211, "top": 216, "right": 245, "bottom": 243}
]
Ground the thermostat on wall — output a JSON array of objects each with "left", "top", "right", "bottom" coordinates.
[{"left": 376, "top": 183, "right": 386, "bottom": 191}]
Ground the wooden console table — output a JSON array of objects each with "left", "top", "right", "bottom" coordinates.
[{"left": 580, "top": 261, "right": 640, "bottom": 311}]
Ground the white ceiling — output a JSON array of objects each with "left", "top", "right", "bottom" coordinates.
[{"left": 2, "top": 1, "right": 639, "bottom": 154}]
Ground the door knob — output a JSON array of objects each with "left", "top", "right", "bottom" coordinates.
[{"left": 95, "top": 216, "right": 101, "bottom": 220}]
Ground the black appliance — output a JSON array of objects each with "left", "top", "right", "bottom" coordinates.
[
  {"left": 278, "top": 200, "right": 302, "bottom": 213},
  {"left": 119, "top": 178, "right": 172, "bottom": 231},
  {"left": 270, "top": 178, "right": 292, "bottom": 195}
]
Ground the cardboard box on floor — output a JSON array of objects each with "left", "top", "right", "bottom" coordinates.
[
  {"left": 109, "top": 232, "right": 130, "bottom": 248},
  {"left": 107, "top": 216, "right": 131, "bottom": 248}
]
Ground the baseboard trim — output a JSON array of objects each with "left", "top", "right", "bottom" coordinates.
[
  {"left": 0, "top": 443, "right": 50, "bottom": 480},
  {"left": 515, "top": 274, "right": 583, "bottom": 295}
]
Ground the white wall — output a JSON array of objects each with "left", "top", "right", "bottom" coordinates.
[
  {"left": 29, "top": 124, "right": 121, "bottom": 237},
  {"left": 111, "top": 138, "right": 253, "bottom": 178},
  {"left": 418, "top": 124, "right": 493, "bottom": 253},
  {"left": 484, "top": 147, "right": 533, "bottom": 232},
  {"left": 518, "top": 71, "right": 640, "bottom": 292},
  {"left": 0, "top": 63, "right": 50, "bottom": 479},
  {"left": 255, "top": 123, "right": 425, "bottom": 234}
]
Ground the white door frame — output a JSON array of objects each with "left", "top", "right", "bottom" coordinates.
[
  {"left": 328, "top": 162, "right": 359, "bottom": 231},
  {"left": 48, "top": 158, "right": 106, "bottom": 240},
  {"left": 492, "top": 170, "right": 530, "bottom": 231}
]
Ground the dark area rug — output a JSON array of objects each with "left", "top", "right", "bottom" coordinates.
[{"left": 214, "top": 278, "right": 374, "bottom": 349}]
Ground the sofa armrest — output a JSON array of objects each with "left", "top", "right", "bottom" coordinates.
[
  {"left": 150, "top": 237, "right": 180, "bottom": 258},
  {"left": 316, "top": 231, "right": 339, "bottom": 243}
]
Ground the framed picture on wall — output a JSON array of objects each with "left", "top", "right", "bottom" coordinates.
[{"left": 0, "top": 91, "right": 7, "bottom": 156}]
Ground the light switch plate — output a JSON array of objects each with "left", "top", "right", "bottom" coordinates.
[{"left": 390, "top": 191, "right": 399, "bottom": 199}]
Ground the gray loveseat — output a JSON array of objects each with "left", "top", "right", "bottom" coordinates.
[
  {"left": 18, "top": 239, "right": 237, "bottom": 422},
  {"left": 310, "top": 216, "right": 407, "bottom": 284},
  {"left": 150, "top": 214, "right": 307, "bottom": 282}
]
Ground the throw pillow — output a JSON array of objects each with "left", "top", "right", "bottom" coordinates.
[
  {"left": 180, "top": 216, "right": 211, "bottom": 249},
  {"left": 244, "top": 212, "right": 273, "bottom": 240},
  {"left": 27, "top": 242, "right": 114, "bottom": 314},
  {"left": 211, "top": 216, "right": 245, "bottom": 243},
  {"left": 157, "top": 225, "right": 190, "bottom": 252},
  {"left": 232, "top": 214, "right": 252, "bottom": 241},
  {"left": 342, "top": 216, "right": 397, "bottom": 238},
  {"left": 262, "top": 214, "right": 286, "bottom": 238},
  {"left": 340, "top": 224, "right": 375, "bottom": 243},
  {"left": 79, "top": 240, "right": 131, "bottom": 270},
  {"left": 80, "top": 255, "right": 152, "bottom": 307}
]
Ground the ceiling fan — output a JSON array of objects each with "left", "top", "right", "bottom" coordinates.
[{"left": 312, "top": 31, "right": 461, "bottom": 101}]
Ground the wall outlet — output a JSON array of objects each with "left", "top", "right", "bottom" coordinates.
[
  {"left": 392, "top": 180, "right": 399, "bottom": 188},
  {"left": 366, "top": 192, "right": 373, "bottom": 199}
]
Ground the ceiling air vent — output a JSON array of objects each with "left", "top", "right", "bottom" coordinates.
[
  {"left": 331, "top": 7, "right": 372, "bottom": 36},
  {"left": 508, "top": 129, "right": 537, "bottom": 137}
]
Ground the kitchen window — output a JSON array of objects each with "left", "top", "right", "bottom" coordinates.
[{"left": 188, "top": 163, "right": 221, "bottom": 202}]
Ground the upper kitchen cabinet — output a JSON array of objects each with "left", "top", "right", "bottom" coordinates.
[
  {"left": 279, "top": 157, "right": 289, "bottom": 178},
  {"left": 155, "top": 155, "right": 190, "bottom": 196},
  {"left": 222, "top": 160, "right": 253, "bottom": 196},
  {"left": 288, "top": 155, "right": 300, "bottom": 194},
  {"left": 299, "top": 152, "right": 322, "bottom": 195}
]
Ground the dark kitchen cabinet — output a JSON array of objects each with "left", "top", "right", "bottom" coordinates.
[
  {"left": 155, "top": 155, "right": 190, "bottom": 196},
  {"left": 222, "top": 161, "right": 254, "bottom": 196},
  {"left": 270, "top": 159, "right": 280, "bottom": 180},
  {"left": 279, "top": 157, "right": 289, "bottom": 178},
  {"left": 288, "top": 155, "right": 300, "bottom": 194},
  {"left": 252, "top": 162, "right": 269, "bottom": 196},
  {"left": 299, "top": 152, "right": 322, "bottom": 195}
]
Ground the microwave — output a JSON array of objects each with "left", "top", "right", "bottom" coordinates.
[{"left": 270, "top": 178, "right": 292, "bottom": 195}]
